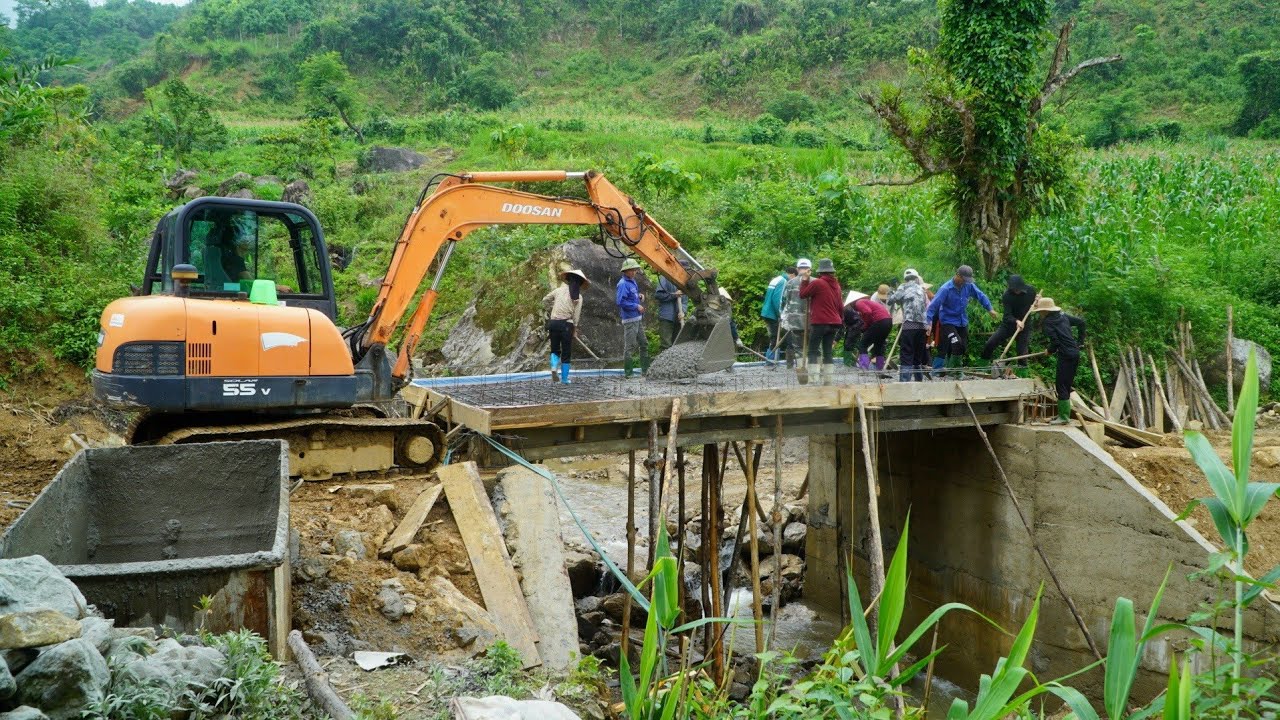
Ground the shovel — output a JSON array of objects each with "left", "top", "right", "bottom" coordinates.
[{"left": 989, "top": 350, "right": 1048, "bottom": 378}]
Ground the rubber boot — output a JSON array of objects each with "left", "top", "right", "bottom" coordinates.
[
  {"left": 822, "top": 363, "right": 835, "bottom": 386},
  {"left": 1050, "top": 399, "right": 1071, "bottom": 425},
  {"left": 765, "top": 348, "right": 775, "bottom": 362},
  {"left": 873, "top": 355, "right": 885, "bottom": 371},
  {"left": 857, "top": 353, "right": 870, "bottom": 370},
  {"left": 899, "top": 364, "right": 912, "bottom": 382},
  {"left": 550, "top": 353, "right": 560, "bottom": 382},
  {"left": 624, "top": 357, "right": 634, "bottom": 378},
  {"left": 842, "top": 350, "right": 855, "bottom": 367},
  {"left": 561, "top": 362, "right": 572, "bottom": 385},
  {"left": 640, "top": 355, "right": 650, "bottom": 375},
  {"left": 930, "top": 356, "right": 945, "bottom": 379}
]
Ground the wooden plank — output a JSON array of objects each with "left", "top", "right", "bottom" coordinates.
[
  {"left": 379, "top": 483, "right": 443, "bottom": 558},
  {"left": 439, "top": 462, "right": 541, "bottom": 667},
  {"left": 426, "top": 393, "right": 493, "bottom": 435},
  {"left": 1071, "top": 395, "right": 1159, "bottom": 447},
  {"left": 1109, "top": 373, "right": 1129, "bottom": 421}
]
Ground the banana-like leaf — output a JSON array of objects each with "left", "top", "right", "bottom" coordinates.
[
  {"left": 652, "top": 555, "right": 680, "bottom": 629},
  {"left": 1195, "top": 496, "right": 1247, "bottom": 555},
  {"left": 1184, "top": 431, "right": 1241, "bottom": 522},
  {"left": 619, "top": 653, "right": 639, "bottom": 715},
  {"left": 878, "top": 514, "right": 912, "bottom": 666},
  {"left": 1045, "top": 684, "right": 1101, "bottom": 720},
  {"left": 1242, "top": 563, "right": 1280, "bottom": 605},
  {"left": 1234, "top": 348, "right": 1259, "bottom": 492},
  {"left": 888, "top": 644, "right": 947, "bottom": 688},
  {"left": 1242, "top": 483, "right": 1280, "bottom": 527},
  {"left": 963, "top": 591, "right": 1042, "bottom": 720},
  {"left": 884, "top": 601, "right": 985, "bottom": 671},
  {"left": 669, "top": 616, "right": 754, "bottom": 634},
  {"left": 1104, "top": 597, "right": 1137, "bottom": 719},
  {"left": 845, "top": 571, "right": 877, "bottom": 678},
  {"left": 1162, "top": 655, "right": 1181, "bottom": 720},
  {"left": 1175, "top": 658, "right": 1192, "bottom": 719},
  {"left": 1141, "top": 567, "right": 1172, "bottom": 640}
]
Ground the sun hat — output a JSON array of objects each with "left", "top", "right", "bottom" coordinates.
[
  {"left": 903, "top": 268, "right": 920, "bottom": 281},
  {"left": 796, "top": 258, "right": 812, "bottom": 270},
  {"left": 1033, "top": 297, "right": 1061, "bottom": 313},
  {"left": 875, "top": 283, "right": 890, "bottom": 297},
  {"left": 845, "top": 290, "right": 868, "bottom": 305},
  {"left": 620, "top": 259, "right": 642, "bottom": 272},
  {"left": 816, "top": 258, "right": 835, "bottom": 274},
  {"left": 561, "top": 268, "right": 590, "bottom": 289}
]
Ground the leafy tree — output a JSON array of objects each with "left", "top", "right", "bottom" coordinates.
[
  {"left": 0, "top": 50, "right": 83, "bottom": 149},
  {"left": 299, "top": 52, "right": 364, "bottom": 143},
  {"left": 1233, "top": 50, "right": 1280, "bottom": 136},
  {"left": 143, "top": 78, "right": 227, "bottom": 166},
  {"left": 863, "top": 2, "right": 1120, "bottom": 275},
  {"left": 453, "top": 51, "right": 515, "bottom": 110},
  {"left": 765, "top": 90, "right": 816, "bottom": 123}
]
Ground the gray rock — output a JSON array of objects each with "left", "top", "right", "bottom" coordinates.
[
  {"left": 298, "top": 555, "right": 332, "bottom": 582},
  {"left": 1207, "top": 338, "right": 1272, "bottom": 393},
  {"left": 0, "top": 655, "right": 14, "bottom": 699},
  {"left": 782, "top": 522, "right": 807, "bottom": 553},
  {"left": 0, "top": 557, "right": 89, "bottom": 620},
  {"left": 164, "top": 169, "right": 198, "bottom": 191},
  {"left": 181, "top": 185, "right": 206, "bottom": 199},
  {"left": 289, "top": 527, "right": 301, "bottom": 567},
  {"left": 117, "top": 638, "right": 225, "bottom": 696},
  {"left": 104, "top": 635, "right": 155, "bottom": 663},
  {"left": 0, "top": 707, "right": 49, "bottom": 720},
  {"left": 360, "top": 146, "right": 428, "bottom": 173},
  {"left": 565, "top": 553, "right": 601, "bottom": 599},
  {"left": 377, "top": 587, "right": 405, "bottom": 622},
  {"left": 281, "top": 179, "right": 311, "bottom": 205},
  {"left": 334, "top": 530, "right": 367, "bottom": 559},
  {"left": 0, "top": 611, "right": 81, "bottom": 650},
  {"left": 215, "top": 171, "right": 253, "bottom": 196},
  {"left": 425, "top": 577, "right": 499, "bottom": 654},
  {"left": 14, "top": 638, "right": 109, "bottom": 720},
  {"left": 2, "top": 649, "right": 37, "bottom": 676},
  {"left": 254, "top": 175, "right": 282, "bottom": 186},
  {"left": 227, "top": 188, "right": 254, "bottom": 199}
]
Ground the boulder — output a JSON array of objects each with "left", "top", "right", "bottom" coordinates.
[
  {"left": 164, "top": 169, "right": 198, "bottom": 192},
  {"left": 14, "top": 638, "right": 109, "bottom": 720},
  {"left": 364, "top": 504, "right": 398, "bottom": 552},
  {"left": 0, "top": 656, "right": 14, "bottom": 700},
  {"left": 116, "top": 638, "right": 224, "bottom": 700},
  {"left": 782, "top": 522, "right": 807, "bottom": 553},
  {"left": 377, "top": 586, "right": 406, "bottom": 622},
  {"left": 564, "top": 553, "right": 601, "bottom": 598},
  {"left": 1206, "top": 338, "right": 1272, "bottom": 393},
  {"left": 0, "top": 557, "right": 89, "bottom": 620},
  {"left": 759, "top": 554, "right": 805, "bottom": 605},
  {"left": 424, "top": 577, "right": 500, "bottom": 654},
  {"left": 391, "top": 544, "right": 431, "bottom": 572},
  {"left": 439, "top": 239, "right": 657, "bottom": 376},
  {"left": 227, "top": 188, "right": 255, "bottom": 200},
  {"left": 0, "top": 708, "right": 48, "bottom": 720},
  {"left": 215, "top": 172, "right": 253, "bottom": 196},
  {"left": 181, "top": 185, "right": 206, "bottom": 199},
  {"left": 2, "top": 649, "right": 38, "bottom": 676},
  {"left": 297, "top": 555, "right": 333, "bottom": 582},
  {"left": 361, "top": 146, "right": 428, "bottom": 173},
  {"left": 0, "top": 611, "right": 81, "bottom": 650},
  {"left": 333, "top": 530, "right": 367, "bottom": 559},
  {"left": 254, "top": 175, "right": 282, "bottom": 186},
  {"left": 281, "top": 179, "right": 311, "bottom": 205}
]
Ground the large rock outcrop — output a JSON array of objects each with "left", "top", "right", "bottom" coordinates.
[
  {"left": 1206, "top": 338, "right": 1272, "bottom": 393},
  {"left": 437, "top": 239, "right": 657, "bottom": 375}
]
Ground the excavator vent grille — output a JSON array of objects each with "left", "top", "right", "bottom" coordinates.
[{"left": 187, "top": 342, "right": 212, "bottom": 376}]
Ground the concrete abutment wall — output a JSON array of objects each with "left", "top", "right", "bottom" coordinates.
[{"left": 804, "top": 424, "right": 1280, "bottom": 701}]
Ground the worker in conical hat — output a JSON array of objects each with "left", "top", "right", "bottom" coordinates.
[
  {"left": 544, "top": 268, "right": 590, "bottom": 384},
  {"left": 1035, "top": 296, "right": 1086, "bottom": 425}
]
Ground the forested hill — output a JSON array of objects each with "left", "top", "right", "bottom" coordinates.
[{"left": 5, "top": 0, "right": 1280, "bottom": 140}]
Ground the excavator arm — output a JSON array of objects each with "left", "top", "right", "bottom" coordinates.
[{"left": 356, "top": 170, "right": 724, "bottom": 381}]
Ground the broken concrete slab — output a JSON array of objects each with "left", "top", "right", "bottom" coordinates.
[{"left": 497, "top": 465, "right": 579, "bottom": 672}]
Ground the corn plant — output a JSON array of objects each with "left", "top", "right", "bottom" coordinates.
[
  {"left": 1162, "top": 656, "right": 1194, "bottom": 720},
  {"left": 1178, "top": 349, "right": 1279, "bottom": 702},
  {"left": 943, "top": 589, "right": 1043, "bottom": 720}
]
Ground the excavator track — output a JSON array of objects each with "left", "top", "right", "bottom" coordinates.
[{"left": 127, "top": 414, "right": 445, "bottom": 481}]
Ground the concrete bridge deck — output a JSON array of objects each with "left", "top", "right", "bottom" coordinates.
[{"left": 404, "top": 367, "right": 1044, "bottom": 460}]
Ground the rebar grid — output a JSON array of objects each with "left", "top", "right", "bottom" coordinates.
[{"left": 424, "top": 364, "right": 1002, "bottom": 409}]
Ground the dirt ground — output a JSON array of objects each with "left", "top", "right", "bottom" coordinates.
[{"left": 1107, "top": 428, "right": 1280, "bottom": 576}]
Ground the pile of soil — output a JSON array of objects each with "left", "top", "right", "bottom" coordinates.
[{"left": 1109, "top": 429, "right": 1280, "bottom": 576}]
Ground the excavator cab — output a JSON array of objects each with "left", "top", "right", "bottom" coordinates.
[{"left": 140, "top": 198, "right": 338, "bottom": 320}]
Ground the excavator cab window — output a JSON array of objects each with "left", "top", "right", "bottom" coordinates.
[{"left": 152, "top": 200, "right": 337, "bottom": 318}]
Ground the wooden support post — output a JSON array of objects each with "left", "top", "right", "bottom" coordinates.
[
  {"left": 770, "top": 415, "right": 784, "bottom": 645},
  {"left": 803, "top": 435, "right": 841, "bottom": 611},
  {"left": 287, "top": 631, "right": 354, "bottom": 720},
  {"left": 622, "top": 450, "right": 636, "bottom": 659},
  {"left": 1227, "top": 305, "right": 1235, "bottom": 416},
  {"left": 1088, "top": 343, "right": 1111, "bottom": 421},
  {"left": 1150, "top": 354, "right": 1181, "bottom": 433},
  {"left": 744, "top": 439, "right": 765, "bottom": 654},
  {"left": 646, "top": 420, "right": 660, "bottom": 568},
  {"left": 705, "top": 442, "right": 725, "bottom": 680},
  {"left": 855, "top": 394, "right": 886, "bottom": 638},
  {"left": 699, "top": 442, "right": 713, "bottom": 663},
  {"left": 676, "top": 446, "right": 687, "bottom": 619},
  {"left": 661, "top": 399, "right": 683, "bottom": 520}
]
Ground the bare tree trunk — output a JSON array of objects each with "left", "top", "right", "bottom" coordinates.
[{"left": 962, "top": 184, "right": 1018, "bottom": 277}]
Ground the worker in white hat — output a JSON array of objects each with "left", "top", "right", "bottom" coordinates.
[
  {"left": 887, "top": 268, "right": 930, "bottom": 381},
  {"left": 778, "top": 258, "right": 811, "bottom": 369}
]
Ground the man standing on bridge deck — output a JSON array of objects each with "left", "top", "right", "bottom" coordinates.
[
  {"left": 761, "top": 265, "right": 794, "bottom": 361},
  {"left": 925, "top": 264, "right": 998, "bottom": 371},
  {"left": 1035, "top": 297, "right": 1086, "bottom": 425},
  {"left": 799, "top": 258, "right": 843, "bottom": 386},
  {"left": 981, "top": 274, "right": 1038, "bottom": 372},
  {"left": 655, "top": 265, "right": 688, "bottom": 351},
  {"left": 780, "top": 259, "right": 810, "bottom": 370},
  {"left": 888, "top": 268, "right": 930, "bottom": 381},
  {"left": 616, "top": 258, "right": 648, "bottom": 378}
]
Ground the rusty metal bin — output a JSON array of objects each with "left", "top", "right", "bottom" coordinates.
[{"left": 0, "top": 440, "right": 291, "bottom": 657}]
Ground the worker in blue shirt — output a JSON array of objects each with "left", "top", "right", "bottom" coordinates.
[{"left": 924, "top": 264, "right": 999, "bottom": 369}]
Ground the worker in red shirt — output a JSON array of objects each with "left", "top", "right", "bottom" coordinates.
[
  {"left": 799, "top": 258, "right": 843, "bottom": 386},
  {"left": 847, "top": 290, "right": 892, "bottom": 371}
]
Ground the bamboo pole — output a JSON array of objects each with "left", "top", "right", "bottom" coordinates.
[
  {"left": 699, "top": 442, "right": 713, "bottom": 664},
  {"left": 705, "top": 443, "right": 725, "bottom": 679},
  {"left": 676, "top": 447, "right": 687, "bottom": 619},
  {"left": 855, "top": 394, "right": 887, "bottom": 633},
  {"left": 1150, "top": 354, "right": 1182, "bottom": 433},
  {"left": 744, "top": 439, "right": 765, "bottom": 653},
  {"left": 770, "top": 415, "right": 784, "bottom": 646},
  {"left": 1088, "top": 343, "right": 1111, "bottom": 421},
  {"left": 1227, "top": 306, "right": 1235, "bottom": 416},
  {"left": 622, "top": 449, "right": 636, "bottom": 658},
  {"left": 954, "top": 387, "right": 1104, "bottom": 662},
  {"left": 646, "top": 420, "right": 661, "bottom": 568},
  {"left": 287, "top": 631, "right": 354, "bottom": 720}
]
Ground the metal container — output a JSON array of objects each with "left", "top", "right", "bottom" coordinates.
[{"left": 0, "top": 440, "right": 291, "bottom": 657}]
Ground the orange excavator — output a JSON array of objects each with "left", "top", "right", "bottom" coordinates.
[{"left": 93, "top": 170, "right": 732, "bottom": 478}]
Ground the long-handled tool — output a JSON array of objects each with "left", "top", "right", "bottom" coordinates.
[
  {"left": 574, "top": 333, "right": 602, "bottom": 361},
  {"left": 989, "top": 350, "right": 1048, "bottom": 378},
  {"left": 883, "top": 325, "right": 903, "bottom": 369},
  {"left": 995, "top": 295, "right": 1041, "bottom": 364}
]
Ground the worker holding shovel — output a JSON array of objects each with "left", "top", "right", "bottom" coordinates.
[
  {"left": 1035, "top": 297, "right": 1087, "bottom": 425},
  {"left": 779, "top": 258, "right": 811, "bottom": 371},
  {"left": 760, "top": 265, "right": 793, "bottom": 361},
  {"left": 981, "top": 275, "right": 1038, "bottom": 375},
  {"left": 887, "top": 268, "right": 930, "bottom": 381}
]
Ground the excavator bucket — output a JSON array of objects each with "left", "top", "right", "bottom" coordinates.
[
  {"left": 648, "top": 317, "right": 738, "bottom": 379},
  {"left": 690, "top": 317, "right": 737, "bottom": 374}
]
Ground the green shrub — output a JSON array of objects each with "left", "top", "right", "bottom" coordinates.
[
  {"left": 766, "top": 89, "right": 816, "bottom": 123},
  {"left": 741, "top": 112, "right": 785, "bottom": 145}
]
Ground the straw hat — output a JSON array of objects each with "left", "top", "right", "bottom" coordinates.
[
  {"left": 1033, "top": 297, "right": 1061, "bottom": 313},
  {"left": 845, "top": 290, "right": 868, "bottom": 306},
  {"left": 561, "top": 268, "right": 590, "bottom": 289}
]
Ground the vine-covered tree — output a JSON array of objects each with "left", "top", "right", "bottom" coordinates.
[
  {"left": 1233, "top": 50, "right": 1280, "bottom": 137},
  {"left": 143, "top": 78, "right": 227, "bottom": 166},
  {"left": 299, "top": 52, "right": 364, "bottom": 143},
  {"left": 863, "top": 0, "right": 1119, "bottom": 276}
]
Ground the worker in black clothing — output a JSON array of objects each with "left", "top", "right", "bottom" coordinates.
[
  {"left": 981, "top": 275, "right": 1038, "bottom": 369},
  {"left": 1035, "top": 297, "right": 1086, "bottom": 425}
]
